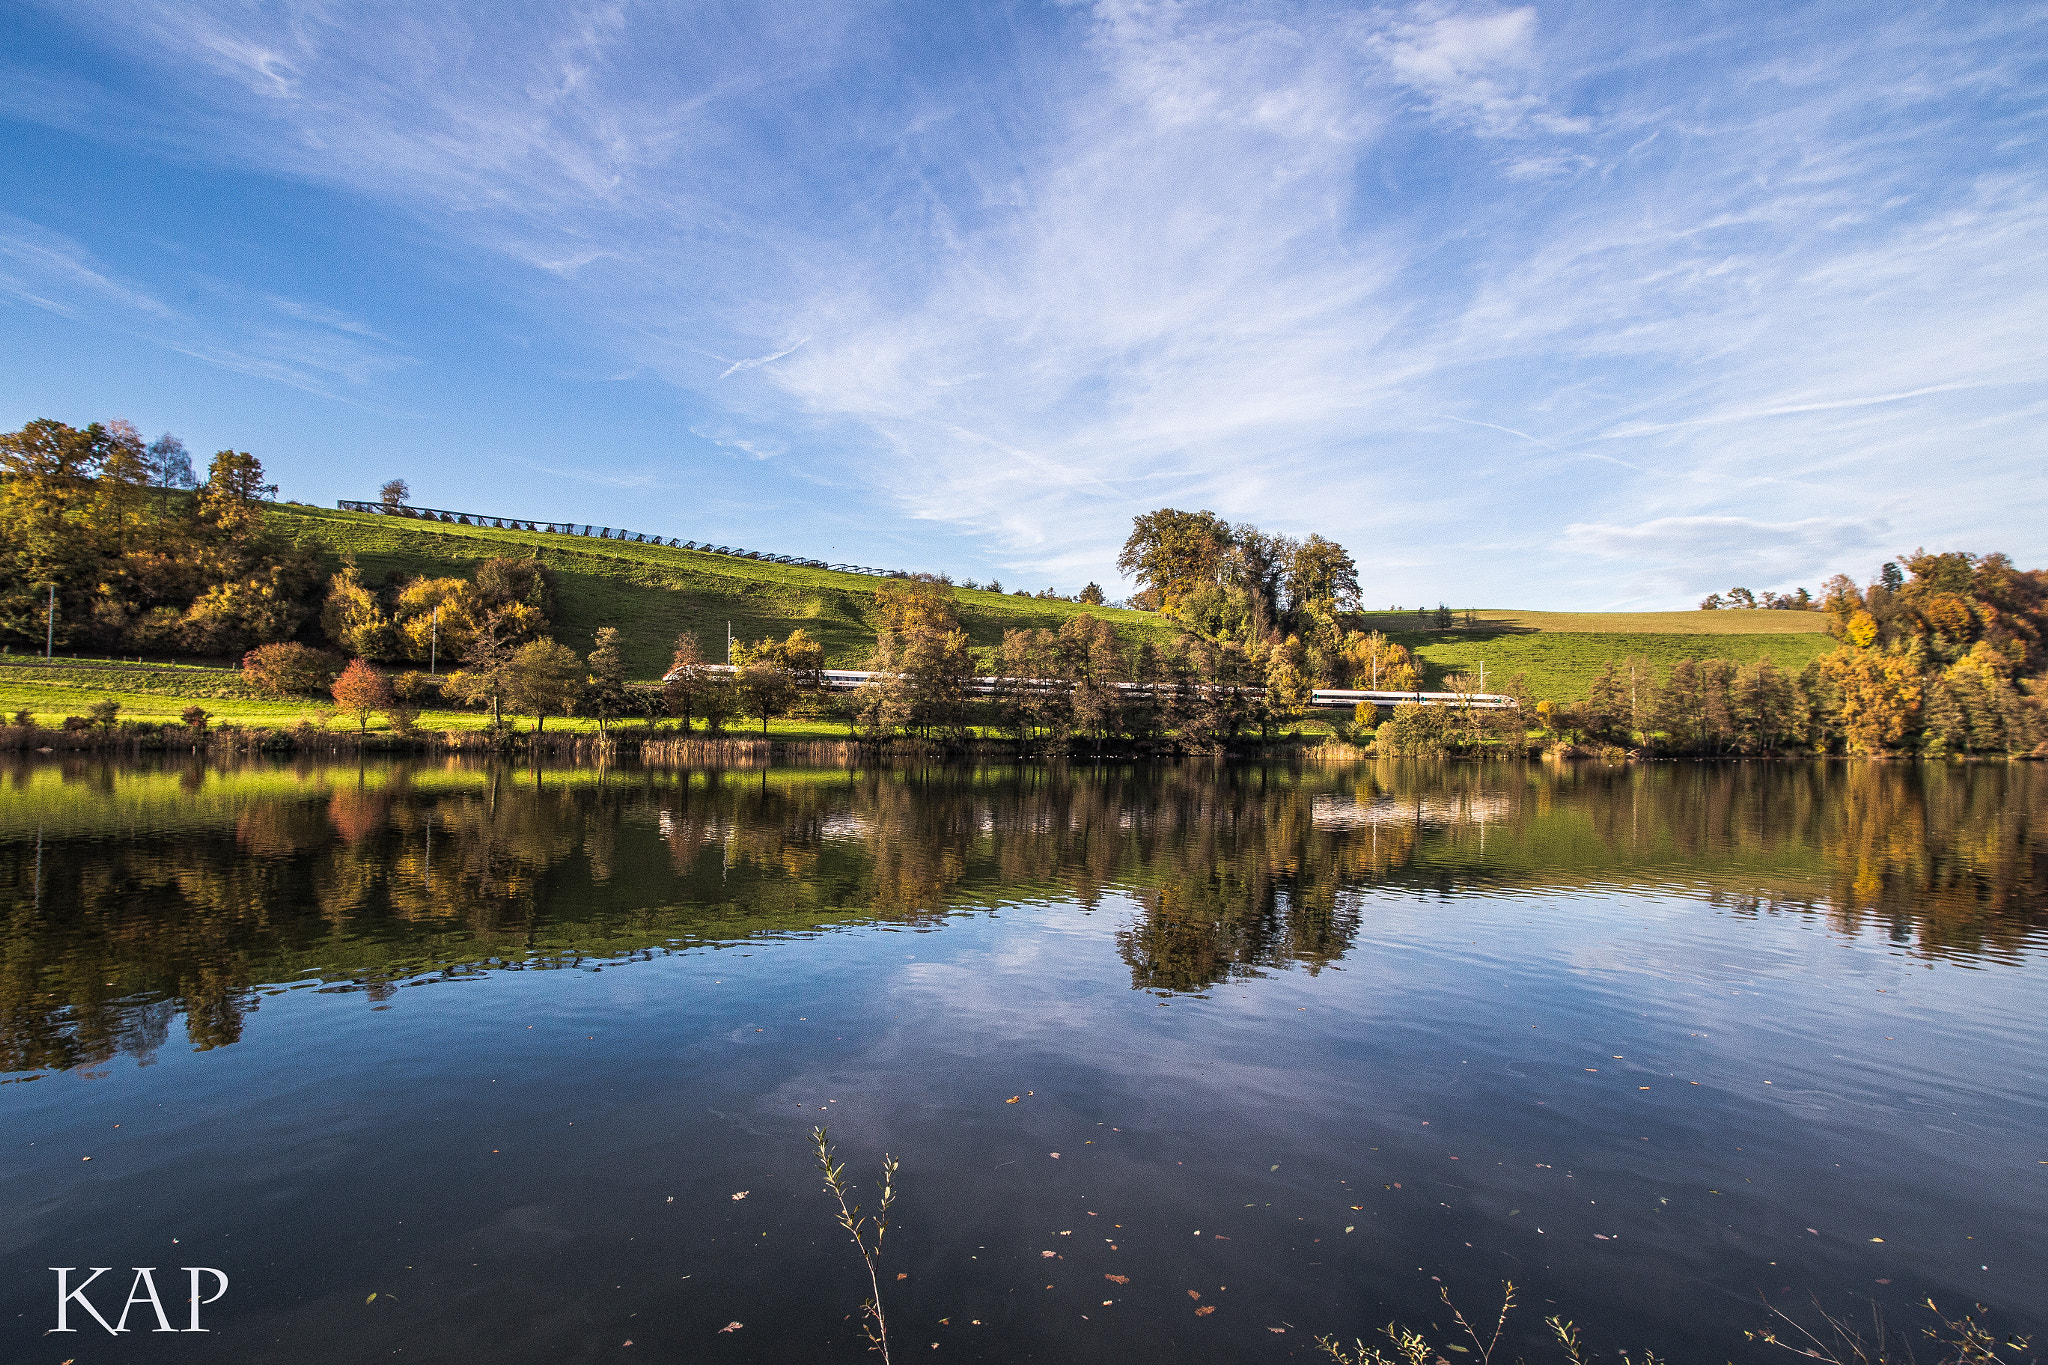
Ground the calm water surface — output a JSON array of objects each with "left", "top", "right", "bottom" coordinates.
[{"left": 3, "top": 758, "right": 2044, "bottom": 1363}]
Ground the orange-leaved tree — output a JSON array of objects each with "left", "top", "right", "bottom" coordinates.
[{"left": 332, "top": 658, "right": 394, "bottom": 735}]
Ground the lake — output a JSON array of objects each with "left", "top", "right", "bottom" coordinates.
[{"left": 3, "top": 756, "right": 2043, "bottom": 1363}]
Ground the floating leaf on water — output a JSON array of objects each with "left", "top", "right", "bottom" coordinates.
[
  {"left": 897, "top": 1272, "right": 909, "bottom": 1280},
  {"left": 1006, "top": 1096, "right": 1020, "bottom": 1104},
  {"left": 1105, "top": 1275, "right": 1129, "bottom": 1285},
  {"left": 366, "top": 1293, "right": 376, "bottom": 1304},
  {"left": 718, "top": 1321, "right": 743, "bottom": 1333},
  {"left": 732, "top": 1191, "right": 748, "bottom": 1200},
  {"left": 1196, "top": 1305, "right": 1216, "bottom": 1316},
  {"left": 1188, "top": 1290, "right": 1201, "bottom": 1299}
]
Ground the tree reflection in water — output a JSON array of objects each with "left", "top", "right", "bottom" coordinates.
[{"left": 1, "top": 756, "right": 2041, "bottom": 1075}]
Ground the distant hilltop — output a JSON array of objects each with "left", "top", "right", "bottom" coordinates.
[{"left": 337, "top": 498, "right": 904, "bottom": 577}]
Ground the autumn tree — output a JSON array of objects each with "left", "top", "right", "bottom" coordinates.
[
  {"left": 322, "top": 559, "right": 396, "bottom": 659},
  {"left": 242, "top": 642, "right": 341, "bottom": 697},
  {"left": 332, "top": 658, "right": 394, "bottom": 735},
  {"left": 393, "top": 577, "right": 481, "bottom": 664}
]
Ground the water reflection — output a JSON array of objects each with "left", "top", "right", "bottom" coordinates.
[{"left": 2, "top": 757, "right": 2043, "bottom": 1076}]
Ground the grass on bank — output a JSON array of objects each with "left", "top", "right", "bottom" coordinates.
[{"left": 0, "top": 676, "right": 875, "bottom": 740}]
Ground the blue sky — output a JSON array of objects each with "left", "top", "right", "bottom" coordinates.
[{"left": 2, "top": 0, "right": 2043, "bottom": 607}]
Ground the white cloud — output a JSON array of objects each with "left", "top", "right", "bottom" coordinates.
[
  {"left": 1561, "top": 515, "right": 1890, "bottom": 597},
  {"left": 1375, "top": 4, "right": 1586, "bottom": 137},
  {"left": 10, "top": 0, "right": 2048, "bottom": 603}
]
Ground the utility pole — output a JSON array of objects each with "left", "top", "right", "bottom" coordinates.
[
  {"left": 45, "top": 584, "right": 54, "bottom": 660},
  {"left": 430, "top": 604, "right": 439, "bottom": 674},
  {"left": 727, "top": 621, "right": 734, "bottom": 665}
]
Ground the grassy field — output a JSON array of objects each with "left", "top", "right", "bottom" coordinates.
[
  {"left": 0, "top": 670, "right": 868, "bottom": 739},
  {"left": 1353, "top": 607, "right": 1829, "bottom": 636},
  {"left": 272, "top": 504, "right": 1173, "bottom": 677},
  {"left": 1350, "top": 607, "right": 1834, "bottom": 699},
  {"left": 1392, "top": 628, "right": 1836, "bottom": 699}
]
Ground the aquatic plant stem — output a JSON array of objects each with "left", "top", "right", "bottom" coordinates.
[{"left": 812, "top": 1125, "right": 897, "bottom": 1363}]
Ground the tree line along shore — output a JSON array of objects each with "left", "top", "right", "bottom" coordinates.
[{"left": 3, "top": 417, "right": 2045, "bottom": 757}]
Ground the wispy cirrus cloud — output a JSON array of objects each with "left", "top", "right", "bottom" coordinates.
[
  {"left": 1562, "top": 514, "right": 1891, "bottom": 598},
  {"left": 6, "top": 0, "right": 2046, "bottom": 602},
  {"left": 0, "top": 211, "right": 408, "bottom": 395}
]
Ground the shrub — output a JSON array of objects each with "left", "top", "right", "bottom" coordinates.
[
  {"left": 391, "top": 670, "right": 442, "bottom": 703},
  {"left": 87, "top": 699, "right": 121, "bottom": 728},
  {"left": 242, "top": 642, "right": 342, "bottom": 697},
  {"left": 62, "top": 715, "right": 92, "bottom": 732},
  {"left": 11, "top": 710, "right": 33, "bottom": 729},
  {"left": 181, "top": 706, "right": 210, "bottom": 732}
]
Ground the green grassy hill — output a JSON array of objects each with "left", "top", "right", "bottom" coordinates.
[
  {"left": 1365, "top": 608, "right": 1836, "bottom": 700},
  {"left": 1, "top": 506, "right": 1844, "bottom": 720},
  {"left": 272, "top": 504, "right": 1174, "bottom": 677}
]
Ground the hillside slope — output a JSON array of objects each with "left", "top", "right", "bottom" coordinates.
[
  {"left": 275, "top": 507, "right": 1839, "bottom": 697},
  {"left": 1353, "top": 607, "right": 1835, "bottom": 699},
  {"left": 273, "top": 504, "right": 1174, "bottom": 677}
]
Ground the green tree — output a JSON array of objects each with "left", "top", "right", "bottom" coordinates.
[
  {"left": 663, "top": 633, "right": 706, "bottom": 732},
  {"left": 506, "top": 639, "right": 583, "bottom": 733},
  {"left": 735, "top": 657, "right": 797, "bottom": 737},
  {"left": 445, "top": 615, "right": 519, "bottom": 732},
  {"left": 1078, "top": 581, "right": 1106, "bottom": 605},
  {"left": 1729, "top": 656, "right": 1803, "bottom": 753},
  {"left": 1285, "top": 534, "right": 1359, "bottom": 612},
  {"left": 1116, "top": 509, "right": 1232, "bottom": 613},
  {"left": 583, "top": 627, "right": 630, "bottom": 736}
]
